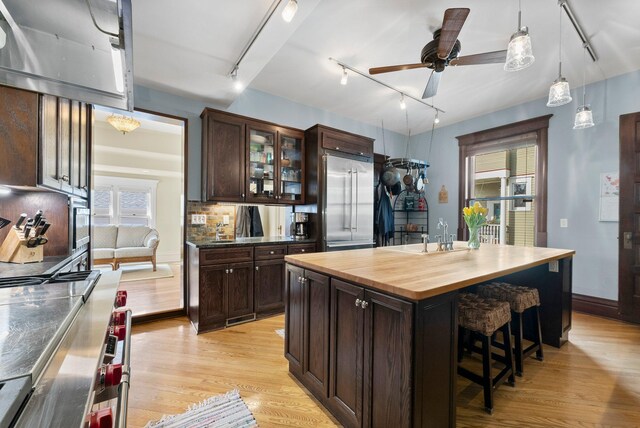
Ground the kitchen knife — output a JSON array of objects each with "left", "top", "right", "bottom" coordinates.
[
  {"left": 34, "top": 225, "right": 44, "bottom": 238},
  {"left": 39, "top": 222, "right": 51, "bottom": 235},
  {"left": 0, "top": 217, "right": 10, "bottom": 230},
  {"left": 14, "top": 213, "right": 26, "bottom": 229},
  {"left": 23, "top": 224, "right": 32, "bottom": 238},
  {"left": 32, "top": 210, "right": 43, "bottom": 228}
]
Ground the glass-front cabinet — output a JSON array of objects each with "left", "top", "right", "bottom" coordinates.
[{"left": 246, "top": 123, "right": 304, "bottom": 204}]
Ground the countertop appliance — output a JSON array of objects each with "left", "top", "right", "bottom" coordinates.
[
  {"left": 324, "top": 154, "right": 374, "bottom": 251},
  {"left": 0, "top": 269, "right": 130, "bottom": 428},
  {"left": 293, "top": 212, "right": 309, "bottom": 239}
]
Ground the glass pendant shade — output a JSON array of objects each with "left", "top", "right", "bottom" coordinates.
[
  {"left": 546, "top": 77, "right": 572, "bottom": 107},
  {"left": 107, "top": 114, "right": 141, "bottom": 134},
  {"left": 504, "top": 28, "right": 535, "bottom": 72},
  {"left": 573, "top": 105, "right": 595, "bottom": 129}
]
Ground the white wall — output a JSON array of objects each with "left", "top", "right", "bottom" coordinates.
[{"left": 93, "top": 121, "right": 183, "bottom": 262}]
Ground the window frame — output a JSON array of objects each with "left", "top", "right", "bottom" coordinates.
[
  {"left": 92, "top": 176, "right": 159, "bottom": 227},
  {"left": 456, "top": 115, "right": 552, "bottom": 247}
]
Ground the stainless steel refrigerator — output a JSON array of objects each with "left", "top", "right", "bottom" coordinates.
[{"left": 323, "top": 154, "right": 374, "bottom": 251}]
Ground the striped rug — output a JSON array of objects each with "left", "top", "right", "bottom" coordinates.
[{"left": 145, "top": 390, "right": 257, "bottom": 428}]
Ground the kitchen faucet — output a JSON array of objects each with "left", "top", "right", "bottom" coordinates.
[
  {"left": 436, "top": 218, "right": 454, "bottom": 251},
  {"left": 215, "top": 222, "right": 224, "bottom": 240}
]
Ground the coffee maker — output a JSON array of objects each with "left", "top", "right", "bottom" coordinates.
[{"left": 293, "top": 212, "right": 309, "bottom": 239}]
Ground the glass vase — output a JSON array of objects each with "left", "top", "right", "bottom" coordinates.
[{"left": 467, "top": 226, "right": 481, "bottom": 249}]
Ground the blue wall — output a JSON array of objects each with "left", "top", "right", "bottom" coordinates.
[
  {"left": 133, "top": 85, "right": 407, "bottom": 201},
  {"left": 407, "top": 70, "right": 640, "bottom": 300}
]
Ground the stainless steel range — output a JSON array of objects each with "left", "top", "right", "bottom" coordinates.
[{"left": 0, "top": 269, "right": 131, "bottom": 428}]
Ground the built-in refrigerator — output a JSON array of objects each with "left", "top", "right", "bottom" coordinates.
[{"left": 324, "top": 154, "right": 374, "bottom": 251}]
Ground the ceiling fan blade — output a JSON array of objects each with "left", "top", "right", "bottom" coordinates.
[
  {"left": 437, "top": 8, "right": 470, "bottom": 59},
  {"left": 450, "top": 50, "right": 508, "bottom": 66},
  {"left": 422, "top": 70, "right": 442, "bottom": 99},
  {"left": 369, "top": 63, "right": 432, "bottom": 75}
]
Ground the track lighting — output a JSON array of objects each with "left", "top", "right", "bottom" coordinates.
[
  {"left": 282, "top": 0, "right": 298, "bottom": 23},
  {"left": 0, "top": 26, "right": 6, "bottom": 50},
  {"left": 340, "top": 67, "right": 348, "bottom": 85},
  {"left": 547, "top": 2, "right": 571, "bottom": 107},
  {"left": 573, "top": 46, "right": 594, "bottom": 129},
  {"left": 434, "top": 111, "right": 440, "bottom": 124},
  {"left": 0, "top": 185, "right": 11, "bottom": 196},
  {"left": 230, "top": 67, "right": 244, "bottom": 92},
  {"left": 504, "top": 0, "right": 534, "bottom": 72},
  {"left": 399, "top": 94, "right": 406, "bottom": 110}
]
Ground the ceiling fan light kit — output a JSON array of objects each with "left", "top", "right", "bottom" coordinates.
[
  {"left": 281, "top": 0, "right": 298, "bottom": 23},
  {"left": 504, "top": 0, "right": 535, "bottom": 72},
  {"left": 107, "top": 114, "right": 141, "bottom": 134}
]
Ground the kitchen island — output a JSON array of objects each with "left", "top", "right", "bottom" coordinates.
[{"left": 284, "top": 242, "right": 574, "bottom": 428}]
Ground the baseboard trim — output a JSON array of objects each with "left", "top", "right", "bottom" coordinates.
[{"left": 573, "top": 293, "right": 620, "bottom": 320}]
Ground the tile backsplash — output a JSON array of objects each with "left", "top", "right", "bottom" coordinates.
[{"left": 187, "top": 202, "right": 236, "bottom": 241}]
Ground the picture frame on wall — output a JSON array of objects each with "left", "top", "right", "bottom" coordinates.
[{"left": 509, "top": 176, "right": 532, "bottom": 211}]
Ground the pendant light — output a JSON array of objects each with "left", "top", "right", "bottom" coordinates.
[
  {"left": 547, "top": 2, "right": 571, "bottom": 107},
  {"left": 399, "top": 94, "right": 406, "bottom": 110},
  {"left": 573, "top": 45, "right": 595, "bottom": 129},
  {"left": 107, "top": 114, "right": 141, "bottom": 134},
  {"left": 504, "top": 0, "right": 535, "bottom": 72},
  {"left": 340, "top": 66, "right": 348, "bottom": 85}
]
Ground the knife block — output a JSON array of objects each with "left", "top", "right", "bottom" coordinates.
[{"left": 0, "top": 228, "right": 44, "bottom": 264}]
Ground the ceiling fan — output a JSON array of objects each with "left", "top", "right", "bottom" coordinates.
[{"left": 369, "top": 8, "right": 507, "bottom": 99}]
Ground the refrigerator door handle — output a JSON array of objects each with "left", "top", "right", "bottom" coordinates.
[
  {"left": 353, "top": 169, "right": 358, "bottom": 231},
  {"left": 345, "top": 170, "right": 353, "bottom": 230}
]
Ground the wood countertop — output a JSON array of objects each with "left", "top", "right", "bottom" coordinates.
[{"left": 285, "top": 242, "right": 575, "bottom": 301}]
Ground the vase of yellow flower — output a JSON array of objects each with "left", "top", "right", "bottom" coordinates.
[{"left": 462, "top": 202, "right": 488, "bottom": 249}]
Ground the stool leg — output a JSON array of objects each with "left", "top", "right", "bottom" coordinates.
[
  {"left": 502, "top": 323, "right": 516, "bottom": 386},
  {"left": 458, "top": 327, "right": 465, "bottom": 363},
  {"left": 481, "top": 334, "right": 494, "bottom": 414},
  {"left": 513, "top": 312, "right": 524, "bottom": 376},
  {"left": 534, "top": 306, "right": 544, "bottom": 361}
]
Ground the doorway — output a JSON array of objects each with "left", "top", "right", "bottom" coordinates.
[{"left": 91, "top": 107, "right": 187, "bottom": 318}]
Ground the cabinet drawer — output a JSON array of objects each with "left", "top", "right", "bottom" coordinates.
[
  {"left": 255, "top": 245, "right": 286, "bottom": 260},
  {"left": 288, "top": 243, "right": 316, "bottom": 255},
  {"left": 321, "top": 130, "right": 373, "bottom": 157},
  {"left": 200, "top": 246, "right": 254, "bottom": 265}
]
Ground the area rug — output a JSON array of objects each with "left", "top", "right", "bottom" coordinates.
[
  {"left": 275, "top": 329, "right": 285, "bottom": 339},
  {"left": 145, "top": 390, "right": 257, "bottom": 428},
  {"left": 119, "top": 263, "right": 174, "bottom": 283}
]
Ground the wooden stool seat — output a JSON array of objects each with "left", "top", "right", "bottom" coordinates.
[
  {"left": 479, "top": 282, "right": 544, "bottom": 376},
  {"left": 457, "top": 293, "right": 516, "bottom": 414}
]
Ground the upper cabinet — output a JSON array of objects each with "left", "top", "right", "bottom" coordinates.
[
  {"left": 201, "top": 108, "right": 305, "bottom": 204},
  {"left": 0, "top": 86, "right": 39, "bottom": 187},
  {"left": 39, "top": 94, "right": 91, "bottom": 198}
]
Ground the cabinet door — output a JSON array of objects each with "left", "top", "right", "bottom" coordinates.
[
  {"left": 199, "top": 264, "right": 228, "bottom": 328},
  {"left": 302, "top": 270, "right": 330, "bottom": 398},
  {"left": 254, "top": 259, "right": 285, "bottom": 315},
  {"left": 362, "top": 290, "right": 413, "bottom": 428},
  {"left": 40, "top": 94, "right": 61, "bottom": 189},
  {"left": 278, "top": 127, "right": 304, "bottom": 204},
  {"left": 0, "top": 85, "right": 38, "bottom": 187},
  {"left": 73, "top": 102, "right": 89, "bottom": 198},
  {"left": 285, "top": 264, "right": 305, "bottom": 372},
  {"left": 203, "top": 112, "right": 245, "bottom": 202},
  {"left": 328, "top": 279, "right": 364, "bottom": 428},
  {"left": 246, "top": 122, "right": 277, "bottom": 203},
  {"left": 58, "top": 98, "right": 73, "bottom": 193},
  {"left": 227, "top": 261, "right": 254, "bottom": 319}
]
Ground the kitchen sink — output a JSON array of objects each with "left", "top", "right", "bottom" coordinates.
[{"left": 378, "top": 243, "right": 469, "bottom": 255}]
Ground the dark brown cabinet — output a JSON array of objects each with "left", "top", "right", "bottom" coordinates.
[
  {"left": 0, "top": 86, "right": 39, "bottom": 187},
  {"left": 40, "top": 94, "right": 91, "bottom": 198},
  {"left": 227, "top": 262, "right": 254, "bottom": 319},
  {"left": 255, "top": 259, "right": 285, "bottom": 315},
  {"left": 201, "top": 108, "right": 305, "bottom": 204},
  {"left": 285, "top": 265, "right": 330, "bottom": 399}
]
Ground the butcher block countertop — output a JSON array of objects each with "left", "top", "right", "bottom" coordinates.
[{"left": 285, "top": 242, "right": 575, "bottom": 301}]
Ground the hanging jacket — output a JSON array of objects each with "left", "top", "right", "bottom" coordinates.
[
  {"left": 376, "top": 187, "right": 394, "bottom": 246},
  {"left": 249, "top": 206, "right": 264, "bottom": 237},
  {"left": 236, "top": 206, "right": 251, "bottom": 237}
]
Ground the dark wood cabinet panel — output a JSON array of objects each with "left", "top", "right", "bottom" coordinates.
[
  {"left": 302, "top": 269, "right": 330, "bottom": 398},
  {"left": 199, "top": 264, "right": 227, "bottom": 328},
  {"left": 0, "top": 86, "right": 38, "bottom": 187},
  {"left": 328, "top": 279, "right": 364, "bottom": 428},
  {"left": 319, "top": 127, "right": 374, "bottom": 158},
  {"left": 255, "top": 259, "right": 285, "bottom": 315},
  {"left": 255, "top": 245, "right": 286, "bottom": 260},
  {"left": 227, "top": 262, "right": 254, "bottom": 319},
  {"left": 201, "top": 110, "right": 246, "bottom": 202},
  {"left": 287, "top": 243, "right": 316, "bottom": 255},
  {"left": 285, "top": 264, "right": 305, "bottom": 373},
  {"left": 199, "top": 246, "right": 253, "bottom": 265},
  {"left": 363, "top": 290, "right": 413, "bottom": 428}
]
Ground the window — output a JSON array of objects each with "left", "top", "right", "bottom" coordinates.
[{"left": 92, "top": 177, "right": 158, "bottom": 227}]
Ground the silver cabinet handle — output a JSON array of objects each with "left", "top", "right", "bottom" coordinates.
[
  {"left": 301, "top": 249, "right": 305, "bottom": 253},
  {"left": 229, "top": 268, "right": 234, "bottom": 274},
  {"left": 355, "top": 298, "right": 362, "bottom": 307},
  {"left": 359, "top": 152, "right": 364, "bottom": 156},
  {"left": 241, "top": 193, "right": 245, "bottom": 198},
  {"left": 225, "top": 269, "right": 229, "bottom": 274},
  {"left": 335, "top": 146, "right": 340, "bottom": 150},
  {"left": 269, "top": 250, "right": 275, "bottom": 255},
  {"left": 297, "top": 276, "right": 302, "bottom": 283},
  {"left": 61, "top": 175, "right": 70, "bottom": 182},
  {"left": 361, "top": 300, "right": 369, "bottom": 309},
  {"left": 255, "top": 266, "right": 259, "bottom": 271}
]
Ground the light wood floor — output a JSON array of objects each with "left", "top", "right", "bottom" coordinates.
[
  {"left": 115, "top": 262, "right": 183, "bottom": 316},
  {"left": 128, "top": 312, "right": 640, "bottom": 427}
]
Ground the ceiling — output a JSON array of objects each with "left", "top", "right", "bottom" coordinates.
[{"left": 130, "top": 0, "right": 640, "bottom": 134}]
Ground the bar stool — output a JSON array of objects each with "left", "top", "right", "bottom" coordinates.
[
  {"left": 457, "top": 293, "right": 516, "bottom": 414},
  {"left": 478, "top": 282, "right": 544, "bottom": 376}
]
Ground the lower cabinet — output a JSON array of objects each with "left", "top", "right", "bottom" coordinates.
[
  {"left": 199, "top": 262, "right": 255, "bottom": 327},
  {"left": 227, "top": 262, "right": 255, "bottom": 319},
  {"left": 286, "top": 266, "right": 413, "bottom": 428},
  {"left": 254, "top": 259, "right": 285, "bottom": 315}
]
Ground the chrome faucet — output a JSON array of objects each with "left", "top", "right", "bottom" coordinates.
[
  {"left": 421, "top": 234, "right": 429, "bottom": 253},
  {"left": 436, "top": 219, "right": 454, "bottom": 251},
  {"left": 215, "top": 222, "right": 224, "bottom": 240}
]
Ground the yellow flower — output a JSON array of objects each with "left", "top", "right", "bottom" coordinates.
[
  {"left": 473, "top": 203, "right": 481, "bottom": 214},
  {"left": 480, "top": 207, "right": 488, "bottom": 216},
  {"left": 463, "top": 207, "right": 472, "bottom": 216}
]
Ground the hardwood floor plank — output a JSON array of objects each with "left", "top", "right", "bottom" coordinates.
[{"left": 128, "top": 312, "right": 640, "bottom": 427}]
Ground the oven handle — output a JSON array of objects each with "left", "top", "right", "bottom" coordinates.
[{"left": 115, "top": 309, "right": 132, "bottom": 428}]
